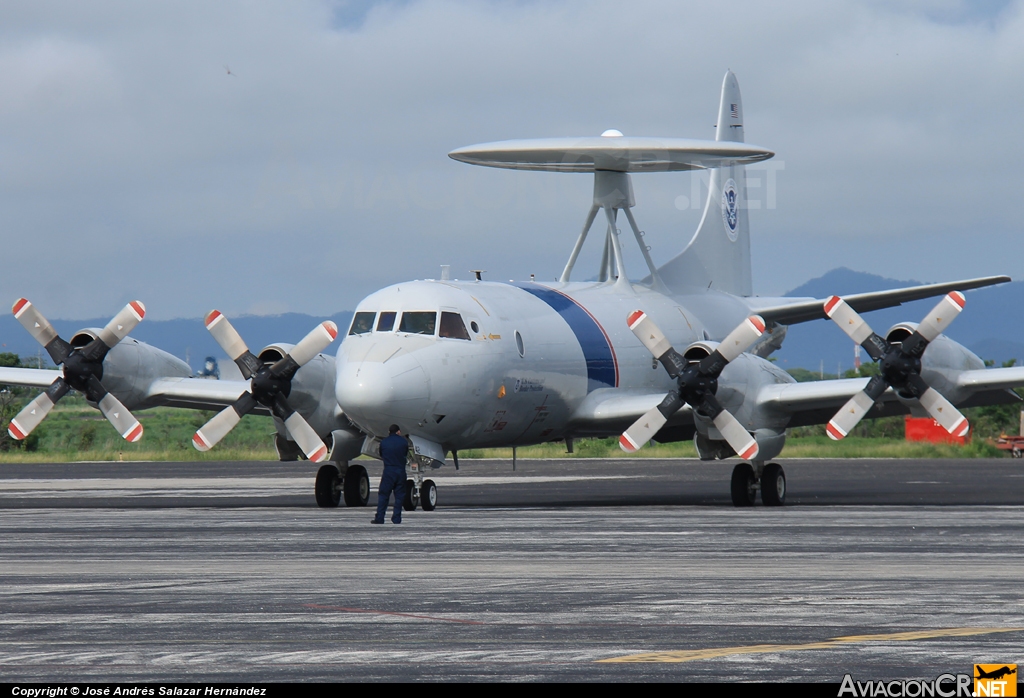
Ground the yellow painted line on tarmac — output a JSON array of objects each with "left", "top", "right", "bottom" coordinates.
[{"left": 599, "top": 626, "right": 1024, "bottom": 663}]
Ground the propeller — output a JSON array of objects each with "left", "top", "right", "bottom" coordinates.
[
  {"left": 823, "top": 292, "right": 969, "bottom": 440},
  {"left": 8, "top": 299, "right": 146, "bottom": 442},
  {"left": 619, "top": 311, "right": 764, "bottom": 460},
  {"left": 192, "top": 310, "right": 338, "bottom": 462}
]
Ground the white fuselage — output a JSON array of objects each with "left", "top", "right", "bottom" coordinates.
[{"left": 335, "top": 278, "right": 757, "bottom": 451}]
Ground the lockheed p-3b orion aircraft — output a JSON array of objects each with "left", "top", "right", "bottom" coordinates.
[{"left": 4, "top": 71, "right": 1024, "bottom": 509}]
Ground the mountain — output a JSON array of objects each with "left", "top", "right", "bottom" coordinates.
[
  {"left": 2, "top": 267, "right": 1020, "bottom": 375},
  {"left": 1, "top": 310, "right": 354, "bottom": 373},
  {"left": 772, "top": 267, "right": 1024, "bottom": 371}
]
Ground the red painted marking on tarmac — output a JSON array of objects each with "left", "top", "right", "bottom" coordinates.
[{"left": 302, "top": 604, "right": 484, "bottom": 625}]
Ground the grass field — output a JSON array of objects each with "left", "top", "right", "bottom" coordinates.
[{"left": 0, "top": 400, "right": 1012, "bottom": 462}]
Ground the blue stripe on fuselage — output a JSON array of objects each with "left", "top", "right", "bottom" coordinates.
[{"left": 510, "top": 283, "right": 617, "bottom": 392}]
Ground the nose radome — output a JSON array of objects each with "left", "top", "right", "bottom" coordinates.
[{"left": 336, "top": 355, "right": 430, "bottom": 429}]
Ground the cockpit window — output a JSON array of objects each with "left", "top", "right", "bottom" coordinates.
[
  {"left": 399, "top": 311, "right": 437, "bottom": 335},
  {"left": 349, "top": 312, "right": 376, "bottom": 335},
  {"left": 377, "top": 311, "right": 397, "bottom": 332},
  {"left": 439, "top": 312, "right": 471, "bottom": 340}
]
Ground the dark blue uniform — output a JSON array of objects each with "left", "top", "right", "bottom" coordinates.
[{"left": 374, "top": 433, "right": 408, "bottom": 523}]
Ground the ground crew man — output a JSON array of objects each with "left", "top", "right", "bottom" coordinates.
[{"left": 372, "top": 424, "right": 408, "bottom": 524}]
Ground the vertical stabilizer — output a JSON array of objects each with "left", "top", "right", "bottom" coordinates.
[{"left": 657, "top": 71, "right": 753, "bottom": 296}]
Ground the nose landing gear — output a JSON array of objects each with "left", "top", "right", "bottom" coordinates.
[
  {"left": 730, "top": 462, "right": 786, "bottom": 507},
  {"left": 402, "top": 457, "right": 438, "bottom": 511}
]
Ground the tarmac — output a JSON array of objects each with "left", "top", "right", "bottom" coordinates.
[{"left": 1, "top": 457, "right": 1022, "bottom": 682}]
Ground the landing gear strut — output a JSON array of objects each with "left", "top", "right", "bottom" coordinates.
[
  {"left": 400, "top": 456, "right": 438, "bottom": 512},
  {"left": 730, "top": 462, "right": 786, "bottom": 507}
]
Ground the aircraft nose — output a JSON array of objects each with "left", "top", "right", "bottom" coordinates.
[{"left": 335, "top": 354, "right": 431, "bottom": 429}]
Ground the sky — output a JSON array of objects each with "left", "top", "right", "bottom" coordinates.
[{"left": 1, "top": 0, "right": 1022, "bottom": 320}]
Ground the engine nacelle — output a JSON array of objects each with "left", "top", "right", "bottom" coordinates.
[
  {"left": 675, "top": 340, "right": 795, "bottom": 461},
  {"left": 70, "top": 329, "right": 192, "bottom": 411},
  {"left": 256, "top": 343, "right": 350, "bottom": 445},
  {"left": 883, "top": 322, "right": 986, "bottom": 405}
]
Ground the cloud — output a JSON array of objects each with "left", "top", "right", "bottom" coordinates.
[{"left": 0, "top": 0, "right": 1021, "bottom": 319}]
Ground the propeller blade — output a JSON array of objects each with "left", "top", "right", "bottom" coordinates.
[
  {"left": 824, "top": 296, "right": 888, "bottom": 361},
  {"left": 96, "top": 301, "right": 146, "bottom": 349},
  {"left": 192, "top": 392, "right": 258, "bottom": 451},
  {"left": 12, "top": 298, "right": 72, "bottom": 365},
  {"left": 204, "top": 310, "right": 262, "bottom": 379},
  {"left": 825, "top": 375, "right": 889, "bottom": 440},
  {"left": 96, "top": 392, "right": 144, "bottom": 442},
  {"left": 915, "top": 291, "right": 966, "bottom": 344},
  {"left": 619, "top": 393, "right": 683, "bottom": 452},
  {"left": 626, "top": 310, "right": 673, "bottom": 359},
  {"left": 7, "top": 378, "right": 69, "bottom": 440},
  {"left": 711, "top": 409, "right": 759, "bottom": 461},
  {"left": 825, "top": 392, "right": 875, "bottom": 440},
  {"left": 910, "top": 380, "right": 970, "bottom": 437},
  {"left": 283, "top": 411, "right": 329, "bottom": 463},
  {"left": 714, "top": 315, "right": 766, "bottom": 363},
  {"left": 270, "top": 321, "right": 339, "bottom": 379}
]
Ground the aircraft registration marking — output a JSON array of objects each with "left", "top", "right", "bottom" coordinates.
[{"left": 598, "top": 626, "right": 1024, "bottom": 663}]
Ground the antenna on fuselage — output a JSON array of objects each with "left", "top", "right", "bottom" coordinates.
[
  {"left": 471, "top": 270, "right": 485, "bottom": 281},
  {"left": 449, "top": 132, "right": 773, "bottom": 290}
]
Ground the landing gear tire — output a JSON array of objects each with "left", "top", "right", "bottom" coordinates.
[
  {"left": 343, "top": 464, "right": 370, "bottom": 507},
  {"left": 761, "top": 463, "right": 786, "bottom": 507},
  {"left": 314, "top": 464, "right": 341, "bottom": 508},
  {"left": 730, "top": 463, "right": 756, "bottom": 507},
  {"left": 420, "top": 479, "right": 437, "bottom": 511},
  {"left": 403, "top": 479, "right": 417, "bottom": 511}
]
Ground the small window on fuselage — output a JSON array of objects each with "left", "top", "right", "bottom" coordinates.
[
  {"left": 399, "top": 311, "right": 437, "bottom": 335},
  {"left": 377, "top": 311, "right": 397, "bottom": 332},
  {"left": 439, "top": 312, "right": 471, "bottom": 340},
  {"left": 349, "top": 312, "right": 376, "bottom": 335}
]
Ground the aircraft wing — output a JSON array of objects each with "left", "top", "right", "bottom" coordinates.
[
  {"left": 748, "top": 275, "right": 1010, "bottom": 326},
  {"left": 757, "top": 368, "right": 1024, "bottom": 428},
  {"left": 0, "top": 366, "right": 62, "bottom": 388},
  {"left": 756, "top": 377, "right": 906, "bottom": 427},
  {"left": 956, "top": 366, "right": 1024, "bottom": 393},
  {"left": 143, "top": 377, "right": 259, "bottom": 413},
  {"left": 0, "top": 366, "right": 263, "bottom": 414},
  {"left": 568, "top": 388, "right": 693, "bottom": 434}
]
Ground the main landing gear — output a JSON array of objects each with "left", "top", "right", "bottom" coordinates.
[
  {"left": 730, "top": 462, "right": 786, "bottom": 507},
  {"left": 315, "top": 462, "right": 370, "bottom": 508}
]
